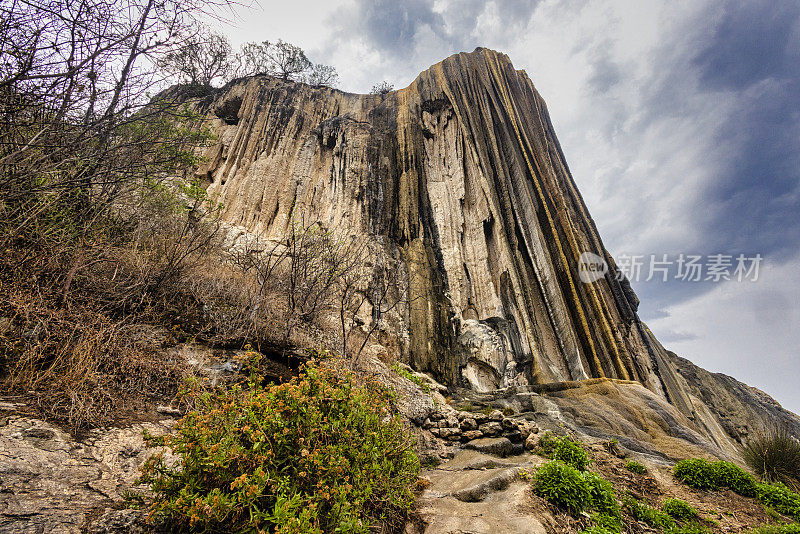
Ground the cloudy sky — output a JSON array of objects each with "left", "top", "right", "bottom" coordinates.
[{"left": 209, "top": 0, "right": 800, "bottom": 413}]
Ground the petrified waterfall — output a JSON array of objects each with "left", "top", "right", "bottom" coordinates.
[
  {"left": 198, "top": 49, "right": 660, "bottom": 388},
  {"left": 191, "top": 48, "right": 800, "bottom": 447}
]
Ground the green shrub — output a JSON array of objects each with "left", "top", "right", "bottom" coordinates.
[
  {"left": 745, "top": 524, "right": 800, "bottom": 534},
  {"left": 744, "top": 429, "right": 800, "bottom": 491},
  {"left": 537, "top": 432, "right": 590, "bottom": 471},
  {"left": 537, "top": 431, "right": 560, "bottom": 455},
  {"left": 556, "top": 438, "right": 591, "bottom": 471},
  {"left": 674, "top": 458, "right": 719, "bottom": 490},
  {"left": 625, "top": 460, "right": 648, "bottom": 474},
  {"left": 673, "top": 458, "right": 758, "bottom": 496},
  {"left": 757, "top": 482, "right": 800, "bottom": 520},
  {"left": 581, "top": 527, "right": 617, "bottom": 534},
  {"left": 533, "top": 461, "right": 592, "bottom": 514},
  {"left": 669, "top": 522, "right": 712, "bottom": 534},
  {"left": 533, "top": 461, "right": 622, "bottom": 532},
  {"left": 139, "top": 362, "right": 420, "bottom": 533},
  {"left": 624, "top": 496, "right": 676, "bottom": 530},
  {"left": 662, "top": 498, "right": 698, "bottom": 520},
  {"left": 584, "top": 472, "right": 622, "bottom": 532},
  {"left": 715, "top": 461, "right": 759, "bottom": 497},
  {"left": 391, "top": 362, "right": 430, "bottom": 392}
]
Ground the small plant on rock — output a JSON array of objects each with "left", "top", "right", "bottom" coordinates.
[
  {"left": 391, "top": 362, "right": 430, "bottom": 392},
  {"left": 625, "top": 460, "right": 648, "bottom": 474}
]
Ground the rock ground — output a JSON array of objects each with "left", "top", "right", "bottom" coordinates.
[
  {"left": 1, "top": 382, "right": 796, "bottom": 534},
  {"left": 407, "top": 450, "right": 550, "bottom": 534},
  {"left": 0, "top": 413, "right": 173, "bottom": 533}
]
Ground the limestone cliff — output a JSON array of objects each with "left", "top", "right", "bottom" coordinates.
[{"left": 189, "top": 48, "right": 799, "bottom": 450}]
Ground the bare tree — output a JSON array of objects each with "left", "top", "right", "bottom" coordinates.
[
  {"left": 0, "top": 0, "right": 229, "bottom": 304},
  {"left": 370, "top": 81, "right": 394, "bottom": 95},
  {"left": 303, "top": 63, "right": 339, "bottom": 87},
  {"left": 266, "top": 40, "right": 312, "bottom": 81},
  {"left": 158, "top": 27, "right": 234, "bottom": 87},
  {"left": 0, "top": 0, "right": 224, "bottom": 216},
  {"left": 236, "top": 39, "right": 311, "bottom": 81},
  {"left": 341, "top": 251, "right": 411, "bottom": 368},
  {"left": 237, "top": 41, "right": 273, "bottom": 76},
  {"left": 227, "top": 219, "right": 412, "bottom": 365},
  {"left": 235, "top": 40, "right": 339, "bottom": 87}
]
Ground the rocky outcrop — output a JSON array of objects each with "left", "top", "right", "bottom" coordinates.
[
  {"left": 408, "top": 449, "right": 551, "bottom": 534},
  {"left": 188, "top": 47, "right": 800, "bottom": 450},
  {"left": 196, "top": 48, "right": 663, "bottom": 392},
  {"left": 666, "top": 351, "right": 800, "bottom": 443},
  {"left": 0, "top": 414, "right": 172, "bottom": 533}
]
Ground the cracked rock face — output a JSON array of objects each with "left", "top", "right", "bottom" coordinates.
[
  {"left": 193, "top": 48, "right": 664, "bottom": 393},
  {"left": 0, "top": 416, "right": 172, "bottom": 534}
]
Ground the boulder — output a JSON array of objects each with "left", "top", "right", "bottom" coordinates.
[
  {"left": 479, "top": 421, "right": 503, "bottom": 437},
  {"left": 460, "top": 418, "right": 478, "bottom": 431},
  {"left": 465, "top": 437, "right": 513, "bottom": 457},
  {"left": 461, "top": 430, "right": 484, "bottom": 441},
  {"left": 525, "top": 432, "right": 541, "bottom": 451}
]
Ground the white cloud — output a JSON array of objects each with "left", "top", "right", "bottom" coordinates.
[{"left": 649, "top": 252, "right": 800, "bottom": 414}]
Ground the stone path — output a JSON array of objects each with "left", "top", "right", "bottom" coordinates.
[{"left": 408, "top": 448, "right": 551, "bottom": 533}]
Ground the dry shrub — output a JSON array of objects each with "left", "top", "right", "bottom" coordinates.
[
  {"left": 1, "top": 283, "right": 183, "bottom": 432},
  {"left": 0, "top": 181, "right": 223, "bottom": 431},
  {"left": 744, "top": 428, "right": 800, "bottom": 491}
]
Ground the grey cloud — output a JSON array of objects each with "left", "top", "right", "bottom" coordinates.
[
  {"left": 334, "top": 0, "right": 541, "bottom": 60},
  {"left": 658, "top": 329, "right": 699, "bottom": 344},
  {"left": 586, "top": 47, "right": 622, "bottom": 93},
  {"left": 356, "top": 0, "right": 447, "bottom": 56},
  {"left": 585, "top": 0, "right": 800, "bottom": 315}
]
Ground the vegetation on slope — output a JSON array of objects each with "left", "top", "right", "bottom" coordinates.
[
  {"left": 139, "top": 358, "right": 419, "bottom": 533},
  {"left": 0, "top": 1, "right": 392, "bottom": 431},
  {"left": 744, "top": 429, "right": 800, "bottom": 491},
  {"left": 527, "top": 432, "right": 800, "bottom": 534}
]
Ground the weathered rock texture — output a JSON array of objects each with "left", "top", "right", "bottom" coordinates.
[
  {"left": 190, "top": 48, "right": 800, "bottom": 449},
  {"left": 0, "top": 414, "right": 173, "bottom": 533}
]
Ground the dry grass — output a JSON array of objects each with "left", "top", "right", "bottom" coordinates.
[
  {"left": 0, "top": 228, "right": 316, "bottom": 432},
  {"left": 744, "top": 428, "right": 800, "bottom": 491},
  {"left": 0, "top": 264, "right": 185, "bottom": 432}
]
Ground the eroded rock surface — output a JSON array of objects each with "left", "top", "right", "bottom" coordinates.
[
  {"left": 0, "top": 415, "right": 171, "bottom": 533},
  {"left": 179, "top": 47, "right": 800, "bottom": 458},
  {"left": 192, "top": 48, "right": 665, "bottom": 395},
  {"left": 408, "top": 450, "right": 550, "bottom": 534}
]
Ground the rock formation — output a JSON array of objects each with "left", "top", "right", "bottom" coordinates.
[
  {"left": 190, "top": 47, "right": 799, "bottom": 451},
  {"left": 3, "top": 47, "right": 800, "bottom": 534}
]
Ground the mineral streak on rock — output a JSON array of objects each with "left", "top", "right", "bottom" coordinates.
[{"left": 190, "top": 48, "right": 798, "bottom": 448}]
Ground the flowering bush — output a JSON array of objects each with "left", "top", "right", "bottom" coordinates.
[{"left": 139, "top": 360, "right": 419, "bottom": 533}]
